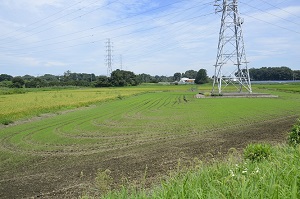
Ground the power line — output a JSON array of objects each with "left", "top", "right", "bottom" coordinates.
[
  {"left": 242, "top": 12, "right": 300, "bottom": 35},
  {"left": 3, "top": 11, "right": 215, "bottom": 57},
  {"left": 259, "top": 0, "right": 300, "bottom": 19},
  {"left": 1, "top": 1, "right": 214, "bottom": 53},
  {"left": 240, "top": 1, "right": 300, "bottom": 26},
  {"left": 0, "top": 0, "right": 119, "bottom": 45},
  {"left": 1, "top": 0, "right": 187, "bottom": 49},
  {"left": 0, "top": 0, "right": 207, "bottom": 51},
  {"left": 0, "top": 0, "right": 85, "bottom": 39}
]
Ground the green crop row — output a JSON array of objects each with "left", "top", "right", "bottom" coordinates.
[{"left": 1, "top": 87, "right": 300, "bottom": 165}]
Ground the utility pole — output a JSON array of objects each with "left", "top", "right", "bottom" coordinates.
[
  {"left": 212, "top": 0, "right": 252, "bottom": 94},
  {"left": 105, "top": 38, "right": 113, "bottom": 77}
]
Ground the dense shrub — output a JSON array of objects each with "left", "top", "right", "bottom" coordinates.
[{"left": 243, "top": 143, "right": 271, "bottom": 162}]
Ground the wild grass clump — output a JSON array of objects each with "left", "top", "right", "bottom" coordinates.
[
  {"left": 243, "top": 143, "right": 272, "bottom": 162},
  {"left": 287, "top": 119, "right": 300, "bottom": 147},
  {"left": 95, "top": 169, "right": 113, "bottom": 195},
  {"left": 204, "top": 92, "right": 211, "bottom": 97},
  {"left": 0, "top": 118, "right": 13, "bottom": 125}
]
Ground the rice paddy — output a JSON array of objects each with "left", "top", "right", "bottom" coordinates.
[{"left": 0, "top": 83, "right": 299, "bottom": 198}]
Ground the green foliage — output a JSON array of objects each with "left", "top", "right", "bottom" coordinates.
[
  {"left": 243, "top": 143, "right": 272, "bottom": 162},
  {"left": 173, "top": 72, "right": 181, "bottom": 81},
  {"left": 287, "top": 120, "right": 300, "bottom": 147},
  {"left": 182, "top": 70, "right": 197, "bottom": 79},
  {"left": 11, "top": 76, "right": 25, "bottom": 88},
  {"left": 0, "top": 74, "right": 13, "bottom": 82},
  {"left": 94, "top": 76, "right": 111, "bottom": 87},
  {"left": 249, "top": 66, "right": 294, "bottom": 81},
  {"left": 0, "top": 80, "right": 13, "bottom": 88},
  {"left": 195, "top": 69, "right": 209, "bottom": 84},
  {"left": 95, "top": 70, "right": 139, "bottom": 87},
  {"left": 25, "top": 78, "right": 48, "bottom": 88},
  {"left": 0, "top": 118, "right": 13, "bottom": 125}
]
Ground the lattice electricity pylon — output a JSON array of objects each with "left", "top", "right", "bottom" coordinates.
[
  {"left": 212, "top": 0, "right": 252, "bottom": 94},
  {"left": 105, "top": 38, "right": 113, "bottom": 77}
]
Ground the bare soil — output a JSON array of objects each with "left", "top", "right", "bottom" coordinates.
[{"left": 0, "top": 115, "right": 297, "bottom": 199}]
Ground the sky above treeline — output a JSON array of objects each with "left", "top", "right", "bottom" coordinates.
[{"left": 0, "top": 0, "right": 299, "bottom": 77}]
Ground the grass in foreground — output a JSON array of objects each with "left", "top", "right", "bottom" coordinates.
[{"left": 84, "top": 143, "right": 300, "bottom": 199}]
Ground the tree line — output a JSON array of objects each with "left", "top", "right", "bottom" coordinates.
[
  {"left": 1, "top": 66, "right": 297, "bottom": 88},
  {"left": 0, "top": 68, "right": 209, "bottom": 88},
  {"left": 0, "top": 70, "right": 138, "bottom": 88},
  {"left": 249, "top": 67, "right": 299, "bottom": 81}
]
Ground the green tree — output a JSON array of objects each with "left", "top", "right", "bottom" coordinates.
[
  {"left": 0, "top": 74, "right": 13, "bottom": 82},
  {"left": 195, "top": 69, "right": 208, "bottom": 84},
  {"left": 294, "top": 70, "right": 300, "bottom": 80},
  {"left": 249, "top": 66, "right": 293, "bottom": 81},
  {"left": 95, "top": 76, "right": 111, "bottom": 87},
  {"left": 183, "top": 70, "right": 197, "bottom": 79},
  {"left": 40, "top": 74, "right": 59, "bottom": 82},
  {"left": 137, "top": 73, "right": 152, "bottom": 83},
  {"left": 110, "top": 70, "right": 139, "bottom": 86},
  {"left": 11, "top": 76, "right": 25, "bottom": 88},
  {"left": 25, "top": 78, "right": 48, "bottom": 88},
  {"left": 22, "top": 75, "right": 35, "bottom": 81},
  {"left": 173, "top": 72, "right": 181, "bottom": 81}
]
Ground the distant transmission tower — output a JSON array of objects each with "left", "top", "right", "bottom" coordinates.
[
  {"left": 120, "top": 54, "right": 123, "bottom": 70},
  {"left": 105, "top": 38, "right": 113, "bottom": 77},
  {"left": 212, "top": 0, "right": 252, "bottom": 94}
]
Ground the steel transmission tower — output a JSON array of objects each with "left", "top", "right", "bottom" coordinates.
[
  {"left": 212, "top": 0, "right": 252, "bottom": 94},
  {"left": 105, "top": 38, "right": 113, "bottom": 77}
]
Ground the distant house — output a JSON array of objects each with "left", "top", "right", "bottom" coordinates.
[{"left": 178, "top": 78, "right": 195, "bottom": 84}]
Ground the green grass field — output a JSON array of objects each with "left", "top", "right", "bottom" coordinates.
[
  {"left": 0, "top": 83, "right": 300, "bottom": 198},
  {"left": 0, "top": 84, "right": 203, "bottom": 123},
  {"left": 1, "top": 85, "right": 299, "bottom": 155}
]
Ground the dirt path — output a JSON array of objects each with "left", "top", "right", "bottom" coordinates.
[{"left": 0, "top": 115, "right": 297, "bottom": 198}]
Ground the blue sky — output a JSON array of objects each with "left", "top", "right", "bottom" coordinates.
[{"left": 0, "top": 0, "right": 299, "bottom": 77}]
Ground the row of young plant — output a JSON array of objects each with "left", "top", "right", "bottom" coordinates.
[{"left": 84, "top": 119, "right": 300, "bottom": 199}]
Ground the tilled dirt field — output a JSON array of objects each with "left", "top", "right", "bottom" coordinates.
[{"left": 0, "top": 115, "right": 297, "bottom": 198}]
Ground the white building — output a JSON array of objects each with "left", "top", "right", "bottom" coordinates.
[{"left": 177, "top": 78, "right": 195, "bottom": 84}]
